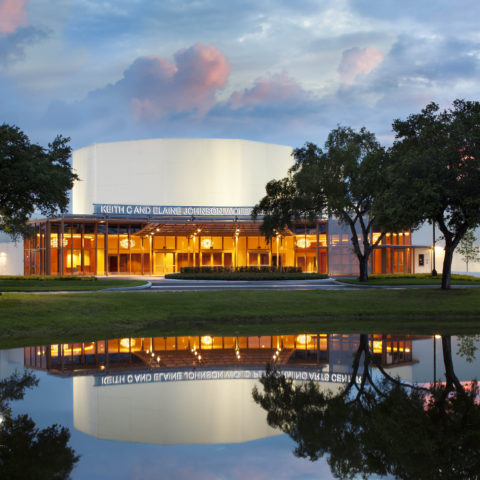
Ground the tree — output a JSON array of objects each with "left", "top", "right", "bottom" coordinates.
[
  {"left": 457, "top": 229, "right": 480, "bottom": 272},
  {"left": 253, "top": 126, "right": 388, "bottom": 281},
  {"left": 0, "top": 124, "right": 78, "bottom": 237},
  {"left": 379, "top": 100, "right": 480, "bottom": 289},
  {"left": 253, "top": 335, "right": 480, "bottom": 480},
  {"left": 0, "top": 371, "right": 79, "bottom": 479}
]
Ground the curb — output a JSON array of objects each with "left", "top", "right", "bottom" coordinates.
[{"left": 101, "top": 281, "right": 152, "bottom": 292}]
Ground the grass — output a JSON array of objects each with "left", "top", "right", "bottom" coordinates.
[
  {"left": 165, "top": 272, "right": 329, "bottom": 280},
  {"left": 0, "top": 288, "right": 480, "bottom": 349},
  {"left": 337, "top": 273, "right": 480, "bottom": 285},
  {"left": 0, "top": 276, "right": 147, "bottom": 291}
]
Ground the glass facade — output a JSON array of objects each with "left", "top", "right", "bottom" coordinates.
[
  {"left": 23, "top": 216, "right": 414, "bottom": 276},
  {"left": 24, "top": 333, "right": 417, "bottom": 374}
]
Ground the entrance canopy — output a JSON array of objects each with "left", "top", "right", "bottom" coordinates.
[{"left": 136, "top": 219, "right": 278, "bottom": 237}]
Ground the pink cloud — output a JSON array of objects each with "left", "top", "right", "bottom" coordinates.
[
  {"left": 128, "top": 43, "right": 230, "bottom": 120},
  {"left": 338, "top": 46, "right": 383, "bottom": 85},
  {"left": 0, "top": 0, "right": 28, "bottom": 35},
  {"left": 229, "top": 71, "right": 302, "bottom": 109}
]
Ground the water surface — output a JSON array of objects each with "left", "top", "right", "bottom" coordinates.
[{"left": 1, "top": 333, "right": 479, "bottom": 479}]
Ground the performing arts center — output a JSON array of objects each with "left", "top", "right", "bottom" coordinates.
[{"left": 13, "top": 138, "right": 432, "bottom": 277}]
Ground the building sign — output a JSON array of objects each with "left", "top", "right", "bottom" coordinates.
[
  {"left": 94, "top": 368, "right": 362, "bottom": 387},
  {"left": 93, "top": 204, "right": 254, "bottom": 217}
]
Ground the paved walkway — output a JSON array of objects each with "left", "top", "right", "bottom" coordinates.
[
  {"left": 148, "top": 277, "right": 358, "bottom": 291},
  {"left": 95, "top": 276, "right": 480, "bottom": 292}
]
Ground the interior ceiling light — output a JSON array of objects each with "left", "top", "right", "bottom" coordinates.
[
  {"left": 119, "top": 238, "right": 136, "bottom": 249},
  {"left": 50, "top": 237, "right": 68, "bottom": 248},
  {"left": 296, "top": 238, "right": 311, "bottom": 249},
  {"left": 201, "top": 238, "right": 212, "bottom": 249}
]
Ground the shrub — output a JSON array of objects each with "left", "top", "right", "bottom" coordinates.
[{"left": 179, "top": 266, "right": 302, "bottom": 274}]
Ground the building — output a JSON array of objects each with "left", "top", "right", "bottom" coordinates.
[{"left": 4, "top": 137, "right": 436, "bottom": 276}]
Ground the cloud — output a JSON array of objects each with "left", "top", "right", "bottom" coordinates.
[
  {"left": 44, "top": 43, "right": 232, "bottom": 142},
  {"left": 0, "top": 0, "right": 28, "bottom": 35},
  {"left": 124, "top": 43, "right": 230, "bottom": 120},
  {"left": 39, "top": 25, "right": 480, "bottom": 152},
  {"left": 229, "top": 71, "right": 303, "bottom": 109},
  {"left": 0, "top": 25, "right": 46, "bottom": 64},
  {"left": 0, "top": 0, "right": 48, "bottom": 65},
  {"left": 337, "top": 46, "right": 383, "bottom": 85}
]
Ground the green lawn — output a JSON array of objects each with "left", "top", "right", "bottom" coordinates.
[
  {"left": 337, "top": 274, "right": 480, "bottom": 285},
  {"left": 165, "top": 272, "right": 329, "bottom": 280},
  {"left": 0, "top": 288, "right": 480, "bottom": 349},
  {"left": 0, "top": 276, "right": 147, "bottom": 291}
]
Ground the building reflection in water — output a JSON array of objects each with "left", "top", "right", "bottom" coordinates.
[
  {"left": 24, "top": 334, "right": 416, "bottom": 445},
  {"left": 25, "top": 334, "right": 415, "bottom": 374}
]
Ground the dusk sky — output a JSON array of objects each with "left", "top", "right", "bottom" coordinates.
[{"left": 1, "top": 0, "right": 480, "bottom": 151}]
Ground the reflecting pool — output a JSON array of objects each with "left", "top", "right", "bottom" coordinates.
[{"left": 1, "top": 333, "right": 479, "bottom": 479}]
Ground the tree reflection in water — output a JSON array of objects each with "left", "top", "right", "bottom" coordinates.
[
  {"left": 253, "top": 335, "right": 480, "bottom": 480},
  {"left": 0, "top": 370, "right": 79, "bottom": 480}
]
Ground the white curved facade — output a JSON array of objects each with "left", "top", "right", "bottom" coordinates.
[
  {"left": 0, "top": 232, "right": 23, "bottom": 275},
  {"left": 73, "top": 376, "right": 280, "bottom": 445},
  {"left": 73, "top": 374, "right": 343, "bottom": 445},
  {"left": 72, "top": 138, "right": 294, "bottom": 215}
]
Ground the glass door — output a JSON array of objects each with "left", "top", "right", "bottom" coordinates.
[{"left": 154, "top": 252, "right": 175, "bottom": 275}]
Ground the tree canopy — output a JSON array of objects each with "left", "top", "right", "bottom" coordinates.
[
  {"left": 0, "top": 371, "right": 79, "bottom": 479},
  {"left": 457, "top": 229, "right": 480, "bottom": 272},
  {"left": 378, "top": 100, "right": 480, "bottom": 288},
  {"left": 0, "top": 124, "right": 78, "bottom": 237},
  {"left": 253, "top": 126, "right": 388, "bottom": 281}
]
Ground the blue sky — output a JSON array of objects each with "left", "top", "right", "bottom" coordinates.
[{"left": 1, "top": 0, "right": 480, "bottom": 150}]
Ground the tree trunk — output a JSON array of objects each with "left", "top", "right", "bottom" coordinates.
[
  {"left": 441, "top": 245, "right": 454, "bottom": 290},
  {"left": 358, "top": 255, "right": 369, "bottom": 282},
  {"left": 441, "top": 335, "right": 464, "bottom": 394}
]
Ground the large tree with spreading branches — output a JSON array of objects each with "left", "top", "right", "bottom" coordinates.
[
  {"left": 377, "top": 100, "right": 480, "bottom": 289},
  {"left": 253, "top": 126, "right": 389, "bottom": 281},
  {"left": 0, "top": 124, "right": 77, "bottom": 238}
]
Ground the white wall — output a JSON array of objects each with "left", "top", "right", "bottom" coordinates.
[
  {"left": 73, "top": 138, "right": 294, "bottom": 214},
  {"left": 412, "top": 247, "right": 432, "bottom": 274},
  {"left": 74, "top": 376, "right": 280, "bottom": 444},
  {"left": 412, "top": 223, "right": 480, "bottom": 274},
  {"left": 0, "top": 234, "right": 23, "bottom": 275}
]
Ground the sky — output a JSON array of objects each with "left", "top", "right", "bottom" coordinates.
[{"left": 1, "top": 0, "right": 480, "bottom": 151}]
